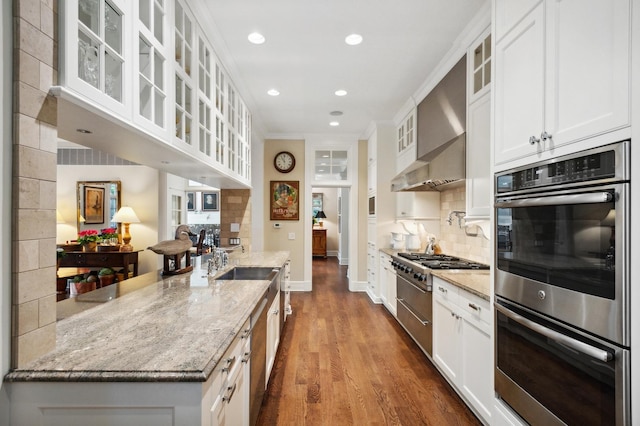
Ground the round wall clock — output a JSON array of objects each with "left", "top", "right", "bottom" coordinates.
[{"left": 274, "top": 151, "right": 296, "bottom": 173}]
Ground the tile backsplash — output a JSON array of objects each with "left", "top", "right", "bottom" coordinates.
[{"left": 436, "top": 186, "right": 490, "bottom": 265}]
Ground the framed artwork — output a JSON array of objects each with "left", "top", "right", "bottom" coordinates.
[
  {"left": 312, "top": 193, "right": 323, "bottom": 217},
  {"left": 202, "top": 192, "right": 219, "bottom": 211},
  {"left": 83, "top": 186, "right": 105, "bottom": 224},
  {"left": 270, "top": 181, "right": 299, "bottom": 220},
  {"left": 186, "top": 192, "right": 195, "bottom": 211}
]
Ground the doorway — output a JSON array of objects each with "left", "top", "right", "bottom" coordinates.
[{"left": 311, "top": 186, "right": 350, "bottom": 276}]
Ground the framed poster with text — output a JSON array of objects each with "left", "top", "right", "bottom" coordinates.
[{"left": 270, "top": 181, "right": 299, "bottom": 220}]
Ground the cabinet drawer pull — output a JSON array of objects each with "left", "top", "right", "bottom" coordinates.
[
  {"left": 450, "top": 311, "right": 461, "bottom": 320},
  {"left": 468, "top": 303, "right": 480, "bottom": 311},
  {"left": 242, "top": 351, "right": 251, "bottom": 363},
  {"left": 529, "top": 135, "right": 540, "bottom": 145},
  {"left": 438, "top": 286, "right": 447, "bottom": 293},
  {"left": 222, "top": 355, "right": 236, "bottom": 372},
  {"left": 223, "top": 383, "right": 237, "bottom": 402},
  {"left": 541, "top": 131, "right": 552, "bottom": 141}
]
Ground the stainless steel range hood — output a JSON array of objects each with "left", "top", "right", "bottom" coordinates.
[{"left": 392, "top": 55, "right": 467, "bottom": 192}]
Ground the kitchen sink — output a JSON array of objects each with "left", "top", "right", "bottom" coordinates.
[{"left": 215, "top": 266, "right": 279, "bottom": 281}]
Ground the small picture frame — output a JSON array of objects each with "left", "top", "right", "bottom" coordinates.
[
  {"left": 202, "top": 192, "right": 219, "bottom": 211},
  {"left": 186, "top": 192, "right": 195, "bottom": 211},
  {"left": 271, "top": 181, "right": 299, "bottom": 220},
  {"left": 84, "top": 186, "right": 105, "bottom": 224},
  {"left": 312, "top": 193, "right": 323, "bottom": 217}
]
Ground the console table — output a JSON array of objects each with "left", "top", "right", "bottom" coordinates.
[
  {"left": 312, "top": 228, "right": 327, "bottom": 257},
  {"left": 58, "top": 251, "right": 140, "bottom": 277}
]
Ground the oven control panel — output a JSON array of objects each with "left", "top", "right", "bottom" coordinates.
[{"left": 496, "top": 141, "right": 628, "bottom": 194}]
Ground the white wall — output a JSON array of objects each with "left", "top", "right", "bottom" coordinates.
[
  {"left": 0, "top": 0, "right": 12, "bottom": 421},
  {"left": 57, "top": 165, "right": 160, "bottom": 275}
]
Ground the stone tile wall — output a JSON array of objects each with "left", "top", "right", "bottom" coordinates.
[
  {"left": 437, "top": 186, "right": 490, "bottom": 264},
  {"left": 220, "top": 189, "right": 251, "bottom": 251},
  {"left": 12, "top": 0, "right": 59, "bottom": 367}
]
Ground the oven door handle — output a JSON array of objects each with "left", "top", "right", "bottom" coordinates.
[
  {"left": 496, "top": 304, "right": 613, "bottom": 362},
  {"left": 495, "top": 191, "right": 613, "bottom": 207},
  {"left": 396, "top": 298, "right": 430, "bottom": 326}
]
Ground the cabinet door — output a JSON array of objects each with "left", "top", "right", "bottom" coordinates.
[
  {"left": 494, "top": 0, "right": 541, "bottom": 42},
  {"left": 466, "top": 92, "right": 491, "bottom": 219},
  {"left": 224, "top": 362, "right": 247, "bottom": 426},
  {"left": 266, "top": 294, "right": 280, "bottom": 381},
  {"left": 432, "top": 297, "right": 461, "bottom": 383},
  {"left": 460, "top": 315, "right": 493, "bottom": 423},
  {"left": 494, "top": 4, "right": 545, "bottom": 165},
  {"left": 544, "top": 0, "right": 630, "bottom": 147}
]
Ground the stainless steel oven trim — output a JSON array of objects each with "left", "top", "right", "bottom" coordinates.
[
  {"left": 495, "top": 298, "right": 630, "bottom": 426},
  {"left": 495, "top": 182, "right": 629, "bottom": 346},
  {"left": 496, "top": 191, "right": 613, "bottom": 207},
  {"left": 396, "top": 298, "right": 430, "bottom": 325},
  {"left": 495, "top": 140, "right": 629, "bottom": 197},
  {"left": 495, "top": 303, "right": 612, "bottom": 362}
]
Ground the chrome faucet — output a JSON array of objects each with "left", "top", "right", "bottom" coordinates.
[{"left": 447, "top": 211, "right": 466, "bottom": 227}]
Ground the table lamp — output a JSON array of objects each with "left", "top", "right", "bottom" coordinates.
[
  {"left": 112, "top": 206, "right": 140, "bottom": 252},
  {"left": 315, "top": 210, "right": 327, "bottom": 227}
]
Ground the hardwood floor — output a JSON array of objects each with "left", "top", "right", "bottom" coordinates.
[{"left": 257, "top": 257, "right": 482, "bottom": 425}]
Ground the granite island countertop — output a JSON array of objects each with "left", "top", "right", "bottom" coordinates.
[{"left": 5, "top": 251, "right": 290, "bottom": 383}]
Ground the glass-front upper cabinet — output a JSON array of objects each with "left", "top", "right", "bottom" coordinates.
[
  {"left": 64, "top": 0, "right": 131, "bottom": 115},
  {"left": 198, "top": 34, "right": 213, "bottom": 157},
  {"left": 470, "top": 32, "right": 491, "bottom": 100},
  {"left": 174, "top": 0, "right": 194, "bottom": 147},
  {"left": 214, "top": 60, "right": 227, "bottom": 167},
  {"left": 135, "top": 0, "right": 168, "bottom": 136}
]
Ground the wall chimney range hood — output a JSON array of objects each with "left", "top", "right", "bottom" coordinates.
[{"left": 391, "top": 55, "right": 467, "bottom": 192}]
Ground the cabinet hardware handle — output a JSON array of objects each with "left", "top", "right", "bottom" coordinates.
[
  {"left": 541, "top": 131, "right": 552, "bottom": 141},
  {"left": 529, "top": 135, "right": 540, "bottom": 145},
  {"left": 450, "top": 312, "right": 461, "bottom": 320},
  {"left": 241, "top": 328, "right": 251, "bottom": 339},
  {"left": 222, "top": 356, "right": 236, "bottom": 372},
  {"left": 242, "top": 351, "right": 251, "bottom": 363},
  {"left": 223, "top": 383, "right": 237, "bottom": 402},
  {"left": 438, "top": 286, "right": 447, "bottom": 293},
  {"left": 272, "top": 309, "right": 279, "bottom": 315},
  {"left": 468, "top": 303, "right": 480, "bottom": 311}
]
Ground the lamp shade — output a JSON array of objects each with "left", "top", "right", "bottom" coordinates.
[
  {"left": 315, "top": 210, "right": 327, "bottom": 219},
  {"left": 112, "top": 206, "right": 140, "bottom": 224}
]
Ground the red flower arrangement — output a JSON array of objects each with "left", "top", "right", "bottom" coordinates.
[
  {"left": 100, "top": 227, "right": 118, "bottom": 239},
  {"left": 77, "top": 229, "right": 100, "bottom": 244}
]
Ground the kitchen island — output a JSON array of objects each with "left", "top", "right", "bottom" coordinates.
[{"left": 4, "top": 251, "right": 290, "bottom": 425}]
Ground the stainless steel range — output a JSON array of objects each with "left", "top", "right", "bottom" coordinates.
[{"left": 391, "top": 253, "right": 489, "bottom": 357}]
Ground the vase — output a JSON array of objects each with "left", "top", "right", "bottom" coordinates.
[
  {"left": 99, "top": 274, "right": 115, "bottom": 288},
  {"left": 82, "top": 242, "right": 98, "bottom": 252}
]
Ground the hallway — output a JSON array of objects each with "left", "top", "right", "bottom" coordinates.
[{"left": 257, "top": 257, "right": 482, "bottom": 425}]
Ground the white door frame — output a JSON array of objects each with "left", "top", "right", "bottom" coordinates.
[{"left": 304, "top": 134, "right": 360, "bottom": 291}]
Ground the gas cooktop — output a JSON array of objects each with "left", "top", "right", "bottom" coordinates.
[{"left": 396, "top": 252, "right": 489, "bottom": 270}]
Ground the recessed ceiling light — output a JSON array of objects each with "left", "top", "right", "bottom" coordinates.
[
  {"left": 329, "top": 121, "right": 340, "bottom": 127},
  {"left": 247, "top": 32, "right": 265, "bottom": 44},
  {"left": 334, "top": 89, "right": 347, "bottom": 97},
  {"left": 345, "top": 34, "right": 363, "bottom": 46},
  {"left": 76, "top": 128, "right": 92, "bottom": 134},
  {"left": 267, "top": 89, "right": 280, "bottom": 96},
  {"left": 330, "top": 111, "right": 343, "bottom": 116}
]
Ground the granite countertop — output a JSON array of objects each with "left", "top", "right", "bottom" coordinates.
[
  {"left": 379, "top": 248, "right": 491, "bottom": 300},
  {"left": 5, "top": 251, "right": 290, "bottom": 383},
  {"left": 431, "top": 270, "right": 490, "bottom": 301}
]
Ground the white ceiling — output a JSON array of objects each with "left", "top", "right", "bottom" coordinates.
[{"left": 192, "top": 0, "right": 488, "bottom": 138}]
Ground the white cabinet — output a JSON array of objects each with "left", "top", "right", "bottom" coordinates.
[
  {"left": 379, "top": 252, "right": 397, "bottom": 316},
  {"left": 466, "top": 92, "right": 491, "bottom": 219},
  {"left": 367, "top": 162, "right": 377, "bottom": 195},
  {"left": 367, "top": 242, "right": 377, "bottom": 299},
  {"left": 209, "top": 317, "right": 251, "bottom": 426},
  {"left": 266, "top": 290, "right": 280, "bottom": 382},
  {"left": 396, "top": 108, "right": 417, "bottom": 173},
  {"left": 494, "top": 0, "right": 631, "bottom": 167},
  {"left": 432, "top": 277, "right": 492, "bottom": 424},
  {"left": 466, "top": 29, "right": 492, "bottom": 220},
  {"left": 396, "top": 192, "right": 440, "bottom": 220},
  {"left": 63, "top": 0, "right": 132, "bottom": 116}
]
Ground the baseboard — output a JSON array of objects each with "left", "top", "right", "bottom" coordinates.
[
  {"left": 288, "top": 280, "right": 311, "bottom": 292},
  {"left": 366, "top": 287, "right": 382, "bottom": 304},
  {"left": 349, "top": 280, "right": 368, "bottom": 292}
]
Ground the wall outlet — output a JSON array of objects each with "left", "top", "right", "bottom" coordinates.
[{"left": 288, "top": 232, "right": 295, "bottom": 240}]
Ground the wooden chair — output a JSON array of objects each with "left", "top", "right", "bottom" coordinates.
[{"left": 189, "top": 229, "right": 207, "bottom": 257}]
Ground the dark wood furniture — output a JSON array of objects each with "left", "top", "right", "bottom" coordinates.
[
  {"left": 58, "top": 250, "right": 140, "bottom": 277},
  {"left": 312, "top": 228, "right": 327, "bottom": 258}
]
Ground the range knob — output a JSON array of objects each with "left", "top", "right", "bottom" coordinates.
[
  {"left": 405, "top": 267, "right": 413, "bottom": 274},
  {"left": 417, "top": 273, "right": 427, "bottom": 281}
]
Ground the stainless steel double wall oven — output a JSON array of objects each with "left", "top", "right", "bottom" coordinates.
[{"left": 494, "top": 141, "right": 630, "bottom": 425}]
